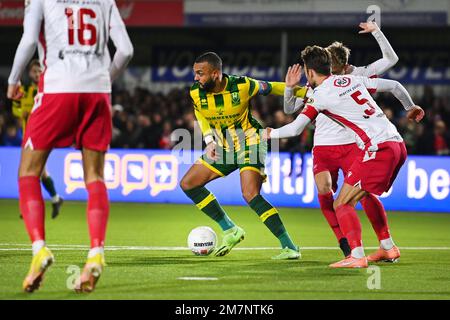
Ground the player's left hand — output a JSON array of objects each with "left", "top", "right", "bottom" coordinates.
[
  {"left": 359, "top": 21, "right": 379, "bottom": 34},
  {"left": 262, "top": 128, "right": 272, "bottom": 141},
  {"left": 7, "top": 83, "right": 23, "bottom": 100},
  {"left": 407, "top": 106, "right": 425, "bottom": 123}
]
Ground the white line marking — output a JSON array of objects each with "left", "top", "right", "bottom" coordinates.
[
  {"left": 177, "top": 277, "right": 218, "bottom": 281},
  {"left": 0, "top": 243, "right": 449, "bottom": 251}
]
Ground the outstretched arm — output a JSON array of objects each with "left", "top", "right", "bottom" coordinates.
[
  {"left": 351, "top": 22, "right": 399, "bottom": 76},
  {"left": 249, "top": 76, "right": 308, "bottom": 99},
  {"left": 263, "top": 104, "right": 318, "bottom": 140},
  {"left": 362, "top": 77, "right": 424, "bottom": 122}
]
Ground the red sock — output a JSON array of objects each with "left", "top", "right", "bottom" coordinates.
[
  {"left": 360, "top": 194, "right": 390, "bottom": 241},
  {"left": 335, "top": 204, "right": 362, "bottom": 249},
  {"left": 19, "top": 176, "right": 45, "bottom": 242},
  {"left": 318, "top": 192, "right": 345, "bottom": 241},
  {"left": 86, "top": 181, "right": 109, "bottom": 248}
]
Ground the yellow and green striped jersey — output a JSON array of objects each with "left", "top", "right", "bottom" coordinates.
[
  {"left": 190, "top": 74, "right": 307, "bottom": 151},
  {"left": 12, "top": 83, "right": 38, "bottom": 133}
]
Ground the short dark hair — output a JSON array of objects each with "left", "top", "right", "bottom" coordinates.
[
  {"left": 301, "top": 45, "right": 331, "bottom": 76},
  {"left": 326, "top": 41, "right": 351, "bottom": 69},
  {"left": 28, "top": 59, "right": 41, "bottom": 70},
  {"left": 194, "top": 52, "right": 222, "bottom": 71}
]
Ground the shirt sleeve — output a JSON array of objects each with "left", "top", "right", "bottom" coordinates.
[
  {"left": 271, "top": 99, "right": 320, "bottom": 139},
  {"left": 270, "top": 113, "right": 312, "bottom": 139},
  {"left": 8, "top": 0, "right": 43, "bottom": 85},
  {"left": 283, "top": 86, "right": 311, "bottom": 114},
  {"left": 109, "top": 1, "right": 134, "bottom": 82},
  {"left": 351, "top": 27, "right": 399, "bottom": 77},
  {"left": 360, "top": 77, "right": 415, "bottom": 110}
]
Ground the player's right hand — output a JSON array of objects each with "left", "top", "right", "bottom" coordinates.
[
  {"left": 407, "top": 106, "right": 425, "bottom": 123},
  {"left": 359, "top": 21, "right": 379, "bottom": 33},
  {"left": 205, "top": 141, "right": 219, "bottom": 161},
  {"left": 7, "top": 83, "right": 24, "bottom": 100},
  {"left": 285, "top": 64, "right": 302, "bottom": 88}
]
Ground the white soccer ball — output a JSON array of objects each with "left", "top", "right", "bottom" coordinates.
[{"left": 187, "top": 226, "right": 217, "bottom": 256}]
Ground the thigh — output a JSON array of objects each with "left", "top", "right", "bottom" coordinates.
[
  {"left": 181, "top": 161, "right": 223, "bottom": 190},
  {"left": 386, "top": 142, "right": 408, "bottom": 191},
  {"left": 199, "top": 147, "right": 238, "bottom": 178},
  {"left": 19, "top": 148, "right": 51, "bottom": 177},
  {"left": 313, "top": 146, "right": 340, "bottom": 192},
  {"left": 238, "top": 142, "right": 267, "bottom": 182},
  {"left": 345, "top": 145, "right": 397, "bottom": 196},
  {"left": 77, "top": 93, "right": 112, "bottom": 152},
  {"left": 340, "top": 143, "right": 362, "bottom": 176},
  {"left": 314, "top": 170, "right": 335, "bottom": 194},
  {"left": 23, "top": 93, "right": 78, "bottom": 150},
  {"left": 335, "top": 182, "right": 368, "bottom": 208}
]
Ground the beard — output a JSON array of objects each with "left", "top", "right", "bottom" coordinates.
[{"left": 200, "top": 78, "right": 216, "bottom": 92}]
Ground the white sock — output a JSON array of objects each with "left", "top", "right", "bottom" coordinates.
[
  {"left": 351, "top": 246, "right": 365, "bottom": 259},
  {"left": 380, "top": 237, "right": 395, "bottom": 250},
  {"left": 88, "top": 247, "right": 104, "bottom": 258},
  {"left": 51, "top": 195, "right": 60, "bottom": 203},
  {"left": 32, "top": 240, "right": 45, "bottom": 256}
]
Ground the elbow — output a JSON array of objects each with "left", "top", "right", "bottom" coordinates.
[
  {"left": 390, "top": 54, "right": 399, "bottom": 66},
  {"left": 120, "top": 43, "right": 134, "bottom": 62},
  {"left": 19, "top": 37, "right": 38, "bottom": 51},
  {"left": 386, "top": 54, "right": 399, "bottom": 69},
  {"left": 283, "top": 106, "right": 295, "bottom": 115},
  {"left": 124, "top": 46, "right": 134, "bottom": 61}
]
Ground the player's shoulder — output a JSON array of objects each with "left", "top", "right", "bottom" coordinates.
[
  {"left": 227, "top": 74, "right": 248, "bottom": 84},
  {"left": 189, "top": 83, "right": 204, "bottom": 103},
  {"left": 190, "top": 82, "right": 200, "bottom": 92},
  {"left": 223, "top": 74, "right": 248, "bottom": 94},
  {"left": 349, "top": 65, "right": 378, "bottom": 78}
]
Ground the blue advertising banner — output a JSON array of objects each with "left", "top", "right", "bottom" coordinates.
[
  {"left": 148, "top": 66, "right": 450, "bottom": 85},
  {"left": 185, "top": 12, "right": 448, "bottom": 27},
  {"left": 0, "top": 147, "right": 449, "bottom": 213}
]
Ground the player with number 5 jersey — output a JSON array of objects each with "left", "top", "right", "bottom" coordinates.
[
  {"left": 264, "top": 46, "right": 424, "bottom": 268},
  {"left": 7, "top": 0, "right": 133, "bottom": 293}
]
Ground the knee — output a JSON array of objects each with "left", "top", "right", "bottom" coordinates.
[
  {"left": 180, "top": 175, "right": 197, "bottom": 191},
  {"left": 316, "top": 180, "right": 333, "bottom": 195},
  {"left": 332, "top": 200, "right": 340, "bottom": 212},
  {"left": 84, "top": 169, "right": 104, "bottom": 185},
  {"left": 242, "top": 189, "right": 259, "bottom": 204},
  {"left": 180, "top": 176, "right": 190, "bottom": 191},
  {"left": 334, "top": 198, "right": 358, "bottom": 211}
]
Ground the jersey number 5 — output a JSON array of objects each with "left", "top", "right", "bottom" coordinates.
[
  {"left": 65, "top": 8, "right": 97, "bottom": 46},
  {"left": 350, "top": 90, "right": 375, "bottom": 118}
]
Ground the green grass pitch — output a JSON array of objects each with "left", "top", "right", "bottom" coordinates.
[{"left": 0, "top": 199, "right": 449, "bottom": 300}]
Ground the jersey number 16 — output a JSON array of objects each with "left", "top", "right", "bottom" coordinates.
[{"left": 65, "top": 7, "right": 97, "bottom": 46}]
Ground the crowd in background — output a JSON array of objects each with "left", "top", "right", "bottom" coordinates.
[{"left": 1, "top": 78, "right": 449, "bottom": 156}]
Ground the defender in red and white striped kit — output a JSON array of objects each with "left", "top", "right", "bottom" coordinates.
[
  {"left": 284, "top": 22, "right": 400, "bottom": 260},
  {"left": 7, "top": 0, "right": 133, "bottom": 292},
  {"left": 265, "top": 46, "right": 424, "bottom": 268}
]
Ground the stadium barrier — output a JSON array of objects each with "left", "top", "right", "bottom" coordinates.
[{"left": 0, "top": 147, "right": 448, "bottom": 212}]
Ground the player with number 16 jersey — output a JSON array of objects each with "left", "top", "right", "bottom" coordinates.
[{"left": 7, "top": 0, "right": 133, "bottom": 293}]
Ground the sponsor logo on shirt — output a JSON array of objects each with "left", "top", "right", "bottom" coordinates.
[{"left": 333, "top": 77, "right": 351, "bottom": 88}]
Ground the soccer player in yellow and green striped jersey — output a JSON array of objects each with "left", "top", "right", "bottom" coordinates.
[
  {"left": 180, "top": 52, "right": 306, "bottom": 259},
  {"left": 12, "top": 59, "right": 64, "bottom": 219}
]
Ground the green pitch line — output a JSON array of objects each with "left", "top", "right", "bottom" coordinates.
[{"left": 0, "top": 199, "right": 449, "bottom": 300}]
